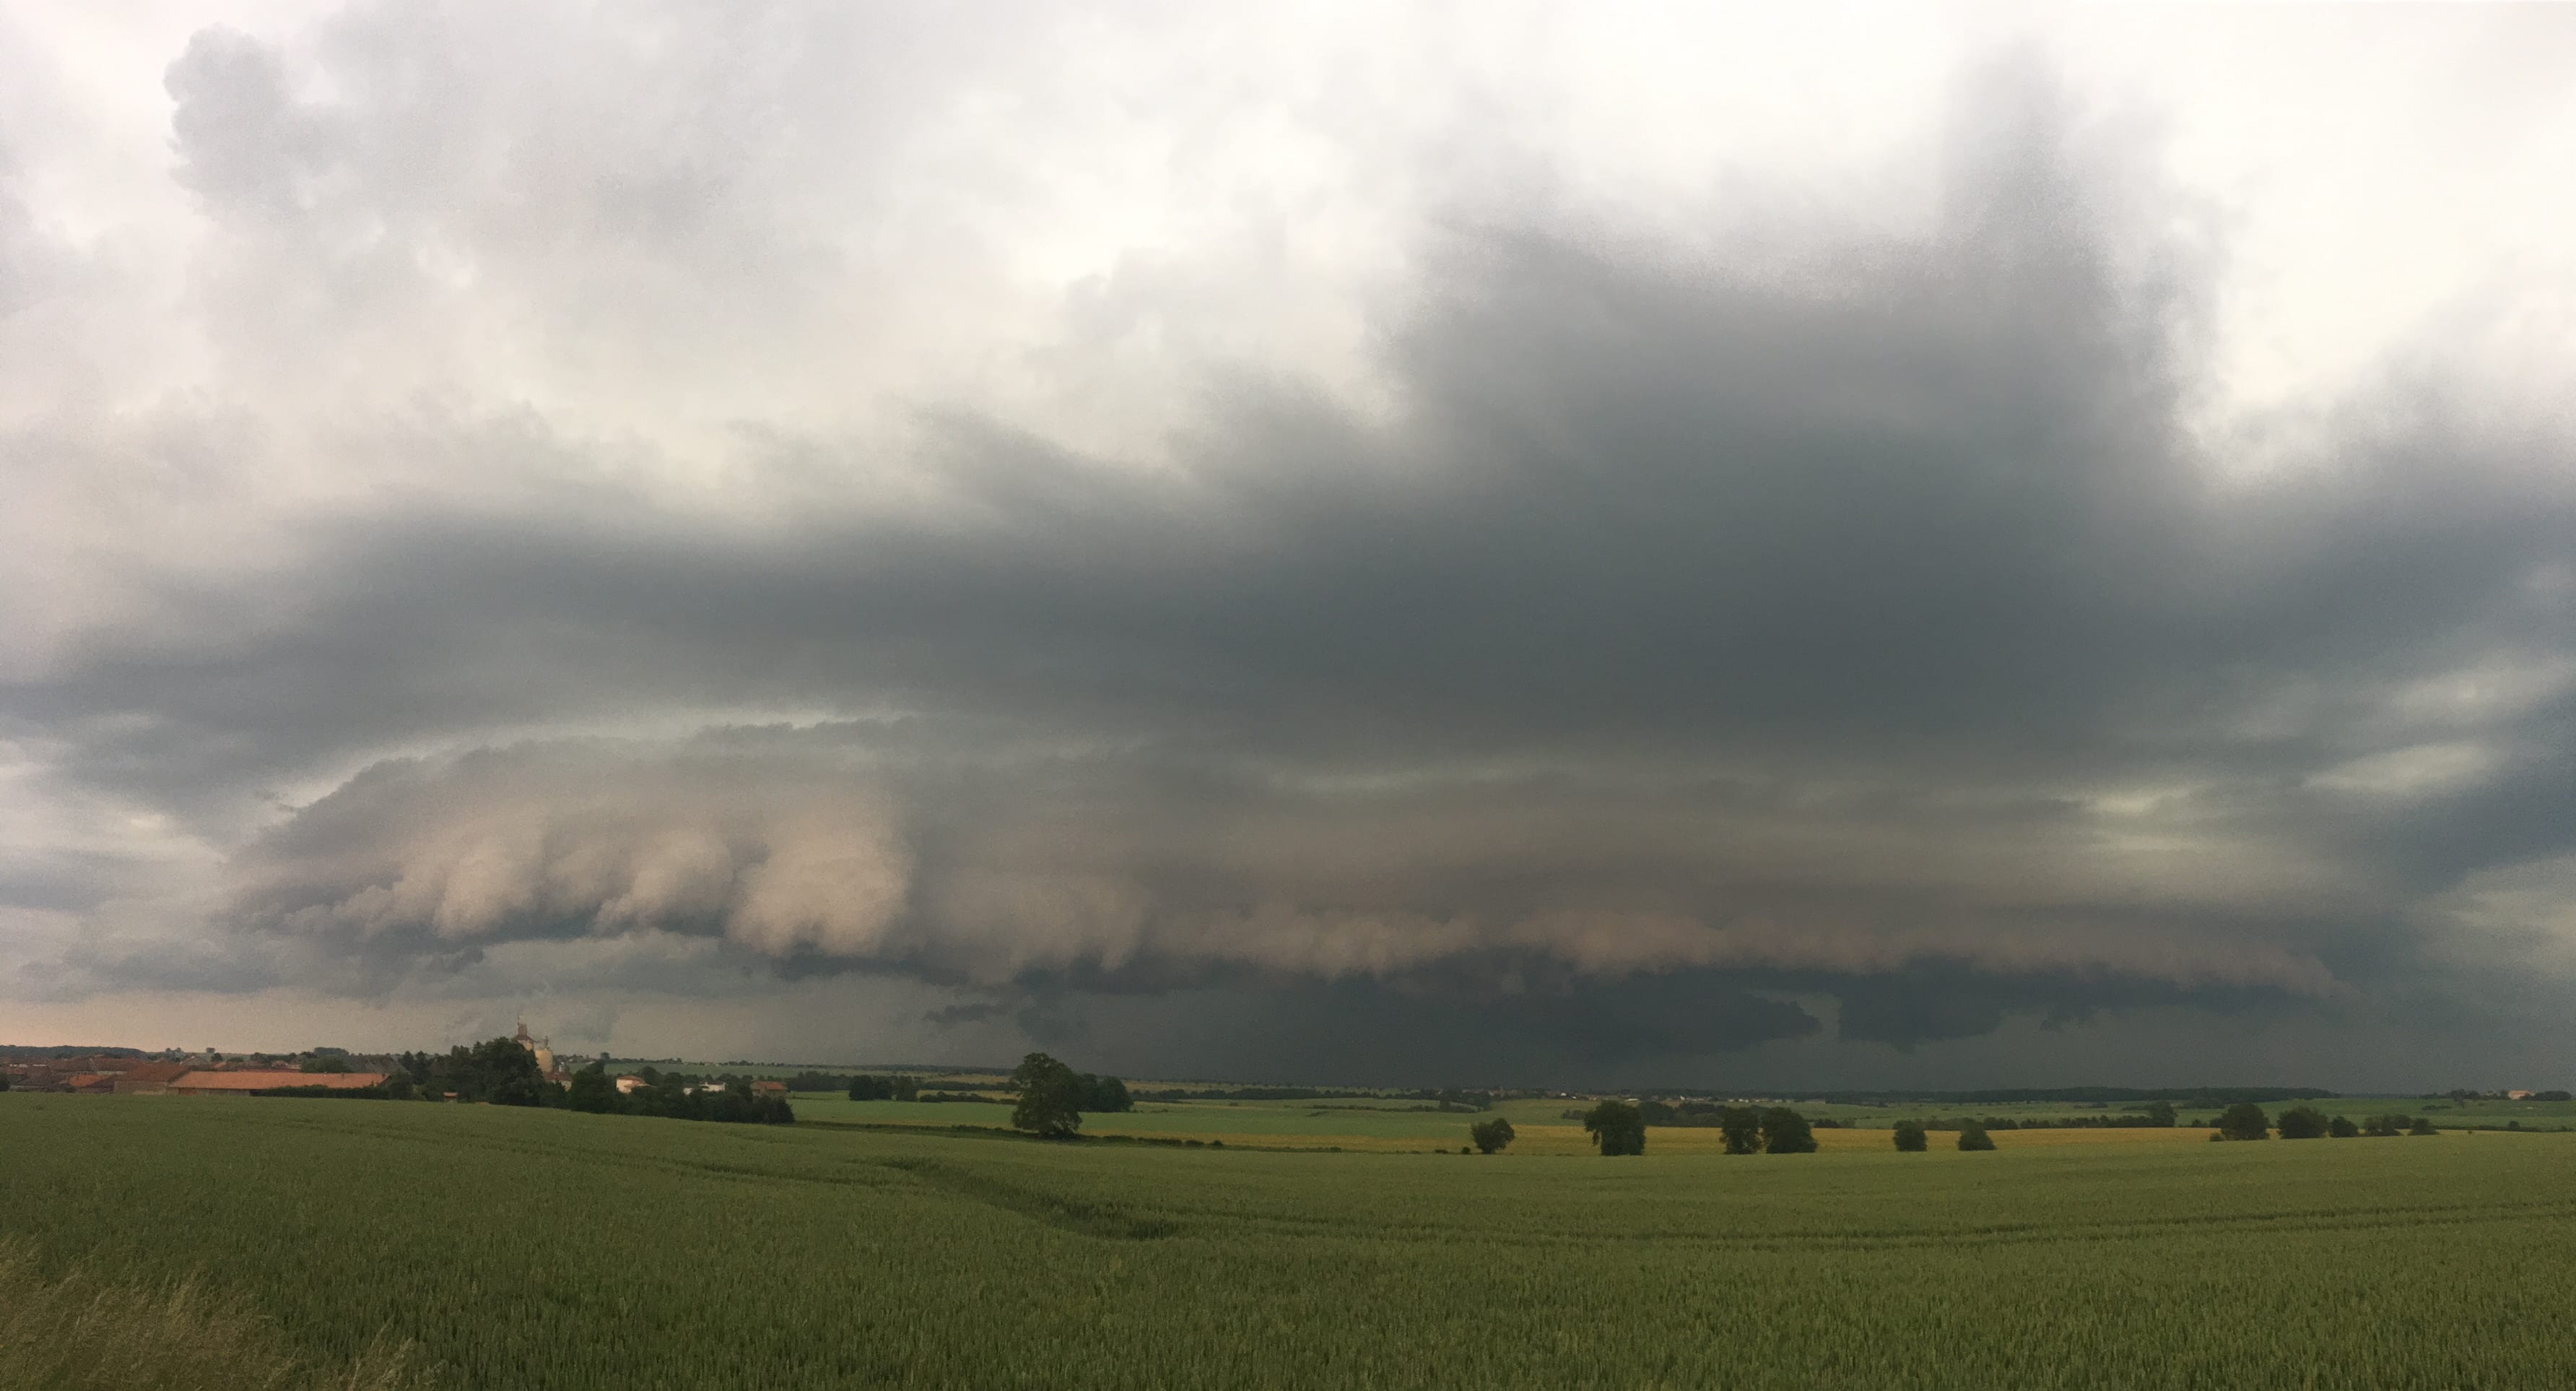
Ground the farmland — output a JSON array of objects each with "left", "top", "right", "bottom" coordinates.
[
  {"left": 790, "top": 1091, "right": 2576, "bottom": 1154},
  {"left": 4, "top": 1093, "right": 2573, "bottom": 1389}
]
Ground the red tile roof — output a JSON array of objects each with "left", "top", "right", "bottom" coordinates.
[{"left": 170, "top": 1070, "right": 387, "bottom": 1092}]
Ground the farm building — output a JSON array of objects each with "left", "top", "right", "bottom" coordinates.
[
  {"left": 168, "top": 1070, "right": 388, "bottom": 1094},
  {"left": 110, "top": 1062, "right": 196, "bottom": 1094}
]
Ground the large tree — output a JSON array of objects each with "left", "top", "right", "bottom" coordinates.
[
  {"left": 1009, "top": 1052, "right": 1086, "bottom": 1138},
  {"left": 1718, "top": 1106, "right": 1760, "bottom": 1155},
  {"left": 1892, "top": 1119, "right": 1928, "bottom": 1152},
  {"left": 1583, "top": 1100, "right": 1645, "bottom": 1156},
  {"left": 2215, "top": 1103, "right": 2272, "bottom": 1141},
  {"left": 1759, "top": 1108, "right": 1817, "bottom": 1154},
  {"left": 1468, "top": 1117, "right": 1516, "bottom": 1154},
  {"left": 2276, "top": 1105, "right": 2330, "bottom": 1140},
  {"left": 565, "top": 1061, "right": 622, "bottom": 1114}
]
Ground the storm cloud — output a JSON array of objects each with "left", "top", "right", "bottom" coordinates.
[{"left": 3, "top": 4, "right": 2572, "bottom": 1083}]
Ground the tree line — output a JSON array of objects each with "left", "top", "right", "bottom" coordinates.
[
  {"left": 1572, "top": 1101, "right": 1820, "bottom": 1156},
  {"left": 367, "top": 1041, "right": 794, "bottom": 1124},
  {"left": 840, "top": 1066, "right": 1134, "bottom": 1113},
  {"left": 2205, "top": 1103, "right": 2437, "bottom": 1140}
]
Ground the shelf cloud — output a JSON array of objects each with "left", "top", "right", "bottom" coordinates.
[{"left": 4, "top": 3, "right": 2572, "bottom": 1084}]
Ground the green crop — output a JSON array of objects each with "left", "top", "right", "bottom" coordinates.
[{"left": 2, "top": 1093, "right": 2571, "bottom": 1389}]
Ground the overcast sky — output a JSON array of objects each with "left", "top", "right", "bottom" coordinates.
[{"left": 3, "top": 3, "right": 2571, "bottom": 1090}]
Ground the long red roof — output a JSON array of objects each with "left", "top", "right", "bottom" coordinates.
[{"left": 170, "top": 1070, "right": 387, "bottom": 1091}]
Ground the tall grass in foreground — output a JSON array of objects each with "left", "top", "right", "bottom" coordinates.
[
  {"left": 5, "top": 1095, "right": 2574, "bottom": 1389},
  {"left": 0, "top": 1242, "right": 426, "bottom": 1391}
]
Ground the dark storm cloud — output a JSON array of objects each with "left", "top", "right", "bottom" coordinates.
[
  {"left": 8, "top": 40, "right": 2573, "bottom": 1076},
  {"left": 34, "top": 69, "right": 2566, "bottom": 808}
]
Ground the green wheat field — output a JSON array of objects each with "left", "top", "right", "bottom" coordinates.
[{"left": 3, "top": 1093, "right": 2572, "bottom": 1390}]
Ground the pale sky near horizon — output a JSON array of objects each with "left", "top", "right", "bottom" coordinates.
[{"left": 3, "top": 3, "right": 2572, "bottom": 1088}]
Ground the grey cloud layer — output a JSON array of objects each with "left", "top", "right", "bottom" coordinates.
[{"left": 4, "top": 9, "right": 2572, "bottom": 1074}]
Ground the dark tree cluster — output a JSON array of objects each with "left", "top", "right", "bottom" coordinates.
[
  {"left": 1759, "top": 1108, "right": 1817, "bottom": 1153},
  {"left": 1719, "top": 1106, "right": 1761, "bottom": 1154},
  {"left": 396, "top": 1039, "right": 550, "bottom": 1106},
  {"left": 1081, "top": 1073, "right": 1134, "bottom": 1113},
  {"left": 1584, "top": 1100, "right": 1646, "bottom": 1155},
  {"left": 1955, "top": 1122, "right": 1996, "bottom": 1151},
  {"left": 1892, "top": 1119, "right": 1928, "bottom": 1152},
  {"left": 2276, "top": 1105, "right": 2331, "bottom": 1139},
  {"left": 1468, "top": 1117, "right": 1517, "bottom": 1153},
  {"left": 568, "top": 1062, "right": 794, "bottom": 1124},
  {"left": 846, "top": 1073, "right": 923, "bottom": 1101},
  {"left": 2211, "top": 1103, "right": 2273, "bottom": 1140}
]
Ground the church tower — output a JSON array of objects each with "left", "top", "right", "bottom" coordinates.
[{"left": 513, "top": 1020, "right": 557, "bottom": 1075}]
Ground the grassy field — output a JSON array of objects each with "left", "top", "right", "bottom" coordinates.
[{"left": 4, "top": 1093, "right": 2572, "bottom": 1389}]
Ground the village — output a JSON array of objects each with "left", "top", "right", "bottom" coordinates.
[{"left": 0, "top": 1024, "right": 793, "bottom": 1104}]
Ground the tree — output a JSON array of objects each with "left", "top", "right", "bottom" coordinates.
[
  {"left": 1009, "top": 1052, "right": 1085, "bottom": 1138},
  {"left": 1718, "top": 1105, "right": 1761, "bottom": 1155},
  {"left": 425, "top": 1037, "right": 552, "bottom": 1106},
  {"left": 300, "top": 1055, "right": 351, "bottom": 1075},
  {"left": 1957, "top": 1122, "right": 1996, "bottom": 1151},
  {"left": 1892, "top": 1119, "right": 1928, "bottom": 1152},
  {"left": 2328, "top": 1114, "right": 2359, "bottom": 1138},
  {"left": 1759, "top": 1107, "right": 1817, "bottom": 1154},
  {"left": 0, "top": 1072, "right": 10, "bottom": 1093},
  {"left": 2409, "top": 1116, "right": 2438, "bottom": 1136},
  {"left": 1079, "top": 1074, "right": 1133, "bottom": 1113},
  {"left": 2143, "top": 1100, "right": 2177, "bottom": 1127},
  {"left": 2215, "top": 1102, "right": 2271, "bottom": 1141},
  {"left": 566, "top": 1061, "right": 622, "bottom": 1114},
  {"left": 2276, "top": 1105, "right": 2330, "bottom": 1140},
  {"left": 1468, "top": 1117, "right": 1516, "bottom": 1154},
  {"left": 1583, "top": 1100, "right": 1645, "bottom": 1156}
]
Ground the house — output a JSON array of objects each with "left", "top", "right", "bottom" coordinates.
[
  {"left": 2507, "top": 1090, "right": 2536, "bottom": 1101},
  {"left": 614, "top": 1075, "right": 648, "bottom": 1094},
  {"left": 752, "top": 1080, "right": 788, "bottom": 1097},
  {"left": 168, "top": 1070, "right": 388, "bottom": 1094}
]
